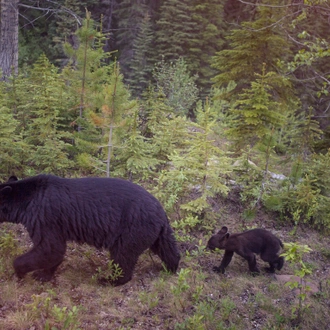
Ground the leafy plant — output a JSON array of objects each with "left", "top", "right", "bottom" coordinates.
[
  {"left": 25, "top": 292, "right": 81, "bottom": 330},
  {"left": 264, "top": 150, "right": 330, "bottom": 231},
  {"left": 171, "top": 268, "right": 191, "bottom": 311},
  {"left": 94, "top": 259, "right": 123, "bottom": 284},
  {"left": 0, "top": 228, "right": 22, "bottom": 278},
  {"left": 281, "top": 242, "right": 313, "bottom": 325}
]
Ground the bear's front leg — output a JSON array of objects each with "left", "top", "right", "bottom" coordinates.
[
  {"left": 214, "top": 250, "right": 234, "bottom": 274},
  {"left": 14, "top": 241, "right": 66, "bottom": 281},
  {"left": 32, "top": 261, "right": 63, "bottom": 282}
]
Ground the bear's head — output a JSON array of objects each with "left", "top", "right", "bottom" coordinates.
[{"left": 207, "top": 226, "right": 230, "bottom": 251}]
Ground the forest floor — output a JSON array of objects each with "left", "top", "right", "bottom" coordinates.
[{"left": 0, "top": 195, "right": 330, "bottom": 330}]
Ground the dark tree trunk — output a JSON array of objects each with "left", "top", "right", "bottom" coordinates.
[{"left": 0, "top": 0, "right": 19, "bottom": 80}]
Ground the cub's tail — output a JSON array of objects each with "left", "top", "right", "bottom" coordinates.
[{"left": 151, "top": 224, "right": 180, "bottom": 273}]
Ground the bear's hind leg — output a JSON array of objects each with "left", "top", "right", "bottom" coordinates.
[
  {"left": 261, "top": 251, "right": 284, "bottom": 273},
  {"left": 245, "top": 253, "right": 260, "bottom": 274},
  {"left": 102, "top": 246, "right": 141, "bottom": 286}
]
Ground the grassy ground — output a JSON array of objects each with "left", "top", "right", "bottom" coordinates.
[{"left": 0, "top": 210, "right": 330, "bottom": 330}]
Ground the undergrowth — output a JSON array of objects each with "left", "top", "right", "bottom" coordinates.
[{"left": 0, "top": 216, "right": 330, "bottom": 330}]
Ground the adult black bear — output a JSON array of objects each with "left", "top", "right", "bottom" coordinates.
[
  {"left": 0, "top": 175, "right": 180, "bottom": 285},
  {"left": 207, "top": 226, "right": 284, "bottom": 274}
]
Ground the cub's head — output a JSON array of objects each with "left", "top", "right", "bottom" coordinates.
[{"left": 207, "top": 226, "right": 230, "bottom": 251}]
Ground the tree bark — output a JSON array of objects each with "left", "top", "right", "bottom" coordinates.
[{"left": 0, "top": 0, "right": 19, "bottom": 80}]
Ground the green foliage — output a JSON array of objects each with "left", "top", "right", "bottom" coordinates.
[
  {"left": 281, "top": 242, "right": 313, "bottom": 324},
  {"left": 153, "top": 57, "right": 199, "bottom": 116},
  {"left": 264, "top": 150, "right": 330, "bottom": 231},
  {"left": 62, "top": 11, "right": 111, "bottom": 158},
  {"left": 156, "top": 0, "right": 197, "bottom": 62},
  {"left": 94, "top": 260, "right": 123, "bottom": 284},
  {"left": 171, "top": 268, "right": 192, "bottom": 312},
  {"left": 113, "top": 0, "right": 156, "bottom": 80},
  {"left": 0, "top": 73, "right": 31, "bottom": 177},
  {"left": 0, "top": 229, "right": 20, "bottom": 257},
  {"left": 178, "top": 101, "right": 231, "bottom": 220},
  {"left": 0, "top": 228, "right": 22, "bottom": 278},
  {"left": 143, "top": 89, "right": 190, "bottom": 163},
  {"left": 0, "top": 102, "right": 22, "bottom": 177},
  {"left": 188, "top": 0, "right": 226, "bottom": 96},
  {"left": 226, "top": 66, "right": 286, "bottom": 152},
  {"left": 288, "top": 107, "right": 323, "bottom": 159},
  {"left": 126, "top": 13, "right": 155, "bottom": 97},
  {"left": 212, "top": 1, "right": 290, "bottom": 92},
  {"left": 91, "top": 62, "right": 138, "bottom": 177},
  {"left": 48, "top": 305, "right": 80, "bottom": 330},
  {"left": 172, "top": 216, "right": 201, "bottom": 238},
  {"left": 24, "top": 54, "right": 74, "bottom": 175},
  {"left": 112, "top": 109, "right": 159, "bottom": 181},
  {"left": 153, "top": 100, "right": 231, "bottom": 229},
  {"left": 231, "top": 151, "right": 263, "bottom": 212},
  {"left": 138, "top": 290, "right": 160, "bottom": 310},
  {"left": 26, "top": 292, "right": 81, "bottom": 330},
  {"left": 62, "top": 14, "right": 139, "bottom": 177}
]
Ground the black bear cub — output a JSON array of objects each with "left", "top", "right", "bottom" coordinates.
[{"left": 207, "top": 226, "right": 284, "bottom": 274}]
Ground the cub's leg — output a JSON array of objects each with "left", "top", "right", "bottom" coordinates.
[
  {"left": 214, "top": 250, "right": 234, "bottom": 274},
  {"left": 244, "top": 253, "right": 260, "bottom": 274},
  {"left": 261, "top": 251, "right": 284, "bottom": 273}
]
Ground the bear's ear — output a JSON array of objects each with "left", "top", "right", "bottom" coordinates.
[
  {"left": 7, "top": 176, "right": 18, "bottom": 182},
  {"left": 0, "top": 186, "right": 12, "bottom": 195},
  {"left": 218, "top": 232, "right": 230, "bottom": 244},
  {"left": 218, "top": 226, "right": 228, "bottom": 235}
]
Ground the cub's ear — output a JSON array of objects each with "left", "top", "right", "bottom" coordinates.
[
  {"left": 218, "top": 226, "right": 228, "bottom": 235},
  {"left": 7, "top": 176, "right": 18, "bottom": 182},
  {"left": 0, "top": 186, "right": 12, "bottom": 195}
]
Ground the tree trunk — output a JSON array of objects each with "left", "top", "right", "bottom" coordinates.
[{"left": 0, "top": 0, "right": 19, "bottom": 80}]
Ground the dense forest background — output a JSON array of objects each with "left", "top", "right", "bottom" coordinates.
[{"left": 1, "top": 0, "right": 330, "bottom": 231}]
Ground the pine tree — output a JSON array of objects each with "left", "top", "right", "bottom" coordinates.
[
  {"left": 63, "top": 11, "right": 110, "bottom": 130},
  {"left": 112, "top": 109, "right": 159, "bottom": 182},
  {"left": 227, "top": 65, "right": 288, "bottom": 152},
  {"left": 25, "top": 54, "right": 73, "bottom": 175},
  {"left": 155, "top": 0, "right": 197, "bottom": 64},
  {"left": 126, "top": 13, "right": 155, "bottom": 97},
  {"left": 153, "top": 99, "right": 232, "bottom": 228},
  {"left": 153, "top": 57, "right": 199, "bottom": 116},
  {"left": 212, "top": 1, "right": 291, "bottom": 93},
  {"left": 178, "top": 100, "right": 232, "bottom": 225},
  {"left": 114, "top": 0, "right": 158, "bottom": 79},
  {"left": 0, "top": 79, "right": 22, "bottom": 177},
  {"left": 89, "top": 62, "right": 138, "bottom": 177},
  {"left": 190, "top": 0, "right": 226, "bottom": 96},
  {"left": 288, "top": 107, "right": 322, "bottom": 161},
  {"left": 4, "top": 71, "right": 32, "bottom": 137},
  {"left": 141, "top": 87, "right": 190, "bottom": 163},
  {"left": 62, "top": 11, "right": 112, "bottom": 166},
  {"left": 227, "top": 64, "right": 296, "bottom": 210}
]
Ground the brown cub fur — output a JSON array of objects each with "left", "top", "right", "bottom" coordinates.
[{"left": 207, "top": 226, "right": 284, "bottom": 274}]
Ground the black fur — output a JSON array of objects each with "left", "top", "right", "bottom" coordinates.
[
  {"left": 207, "top": 226, "right": 284, "bottom": 274},
  {"left": 0, "top": 175, "right": 180, "bottom": 285}
]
